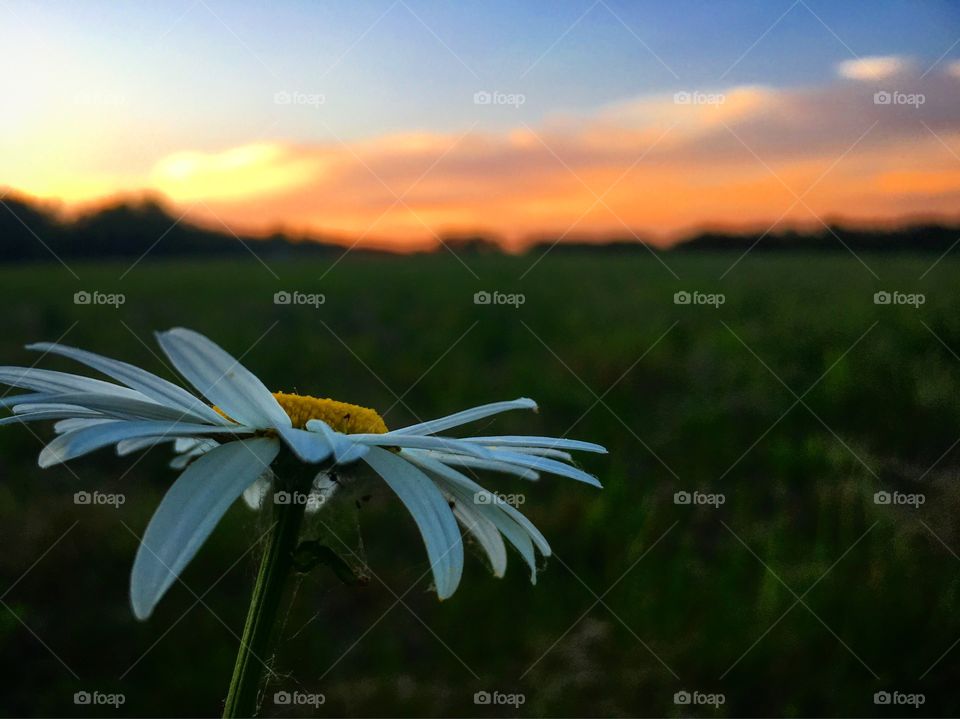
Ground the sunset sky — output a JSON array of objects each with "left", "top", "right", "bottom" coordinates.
[{"left": 2, "top": 0, "right": 960, "bottom": 249}]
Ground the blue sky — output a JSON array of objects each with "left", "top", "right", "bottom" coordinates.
[
  {"left": 2, "top": 0, "right": 959, "bottom": 246},
  {"left": 8, "top": 0, "right": 960, "bottom": 141}
]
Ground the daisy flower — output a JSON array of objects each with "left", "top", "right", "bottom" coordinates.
[{"left": 0, "top": 328, "right": 606, "bottom": 621}]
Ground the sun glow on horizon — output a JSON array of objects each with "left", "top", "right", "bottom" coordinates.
[
  {"left": 149, "top": 143, "right": 324, "bottom": 203},
  {"left": 3, "top": 1, "right": 960, "bottom": 251}
]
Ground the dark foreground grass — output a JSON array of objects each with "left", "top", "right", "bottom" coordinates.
[{"left": 0, "top": 251, "right": 957, "bottom": 717}]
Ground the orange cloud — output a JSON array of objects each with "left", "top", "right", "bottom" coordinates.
[
  {"left": 874, "top": 167, "right": 960, "bottom": 196},
  {"left": 11, "top": 70, "right": 960, "bottom": 250}
]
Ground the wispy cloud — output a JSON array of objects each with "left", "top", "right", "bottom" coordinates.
[
  {"left": 837, "top": 55, "right": 912, "bottom": 81},
  {"left": 137, "top": 69, "right": 960, "bottom": 248},
  {"left": 11, "top": 66, "right": 960, "bottom": 250}
]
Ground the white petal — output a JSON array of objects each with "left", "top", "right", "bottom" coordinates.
[
  {"left": 487, "top": 450, "right": 602, "bottom": 488},
  {"left": 275, "top": 426, "right": 334, "bottom": 464},
  {"left": 362, "top": 446, "right": 464, "bottom": 599},
  {"left": 0, "top": 367, "right": 147, "bottom": 400},
  {"left": 445, "top": 489, "right": 507, "bottom": 578},
  {"left": 12, "top": 402, "right": 96, "bottom": 416},
  {"left": 463, "top": 435, "right": 607, "bottom": 454},
  {"left": 0, "top": 393, "right": 56, "bottom": 408},
  {"left": 174, "top": 437, "right": 202, "bottom": 453},
  {"left": 155, "top": 328, "right": 290, "bottom": 429},
  {"left": 495, "top": 446, "right": 574, "bottom": 462},
  {"left": 492, "top": 515, "right": 537, "bottom": 582},
  {"left": 0, "top": 408, "right": 103, "bottom": 426},
  {"left": 173, "top": 437, "right": 218, "bottom": 454},
  {"left": 26, "top": 342, "right": 230, "bottom": 426},
  {"left": 348, "top": 433, "right": 495, "bottom": 459},
  {"left": 116, "top": 436, "right": 173, "bottom": 456},
  {"left": 386, "top": 398, "right": 537, "bottom": 436},
  {"left": 166, "top": 439, "right": 219, "bottom": 467},
  {"left": 405, "top": 452, "right": 547, "bottom": 582},
  {"left": 130, "top": 437, "right": 281, "bottom": 619},
  {"left": 39, "top": 420, "right": 253, "bottom": 468},
  {"left": 448, "top": 482, "right": 531, "bottom": 579},
  {"left": 169, "top": 439, "right": 221, "bottom": 468},
  {"left": 403, "top": 450, "right": 551, "bottom": 556},
  {"left": 18, "top": 393, "right": 199, "bottom": 423},
  {"left": 409, "top": 450, "right": 540, "bottom": 480},
  {"left": 55, "top": 417, "right": 115, "bottom": 434},
  {"left": 304, "top": 420, "right": 369, "bottom": 464}
]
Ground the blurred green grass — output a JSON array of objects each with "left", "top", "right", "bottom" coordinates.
[{"left": 0, "top": 252, "right": 958, "bottom": 717}]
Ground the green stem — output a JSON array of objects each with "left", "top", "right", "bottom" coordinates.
[{"left": 223, "top": 479, "right": 308, "bottom": 718}]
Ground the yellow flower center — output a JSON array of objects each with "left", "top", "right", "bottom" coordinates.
[{"left": 272, "top": 392, "right": 388, "bottom": 434}]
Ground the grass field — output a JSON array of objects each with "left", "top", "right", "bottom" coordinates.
[{"left": 0, "top": 251, "right": 958, "bottom": 717}]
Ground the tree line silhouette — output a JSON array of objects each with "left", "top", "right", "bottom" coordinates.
[{"left": 1, "top": 194, "right": 957, "bottom": 263}]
